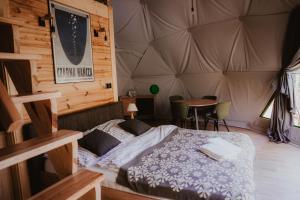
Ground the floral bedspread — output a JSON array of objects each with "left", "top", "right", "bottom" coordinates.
[{"left": 117, "top": 128, "right": 255, "bottom": 200}]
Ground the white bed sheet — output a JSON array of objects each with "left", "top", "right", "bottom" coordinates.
[
  {"left": 46, "top": 124, "right": 254, "bottom": 199},
  {"left": 97, "top": 125, "right": 177, "bottom": 169},
  {"left": 45, "top": 124, "right": 176, "bottom": 199},
  {"left": 87, "top": 125, "right": 177, "bottom": 199}
]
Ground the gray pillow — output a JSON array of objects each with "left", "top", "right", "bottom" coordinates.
[
  {"left": 79, "top": 129, "right": 121, "bottom": 156},
  {"left": 118, "top": 119, "right": 151, "bottom": 136}
]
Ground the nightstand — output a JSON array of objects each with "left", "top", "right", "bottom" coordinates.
[{"left": 119, "top": 95, "right": 155, "bottom": 120}]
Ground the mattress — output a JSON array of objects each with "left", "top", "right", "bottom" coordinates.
[
  {"left": 45, "top": 121, "right": 255, "bottom": 200},
  {"left": 45, "top": 119, "right": 168, "bottom": 199},
  {"left": 44, "top": 152, "right": 162, "bottom": 199}
]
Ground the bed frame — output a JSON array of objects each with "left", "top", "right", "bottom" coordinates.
[
  {"left": 102, "top": 187, "right": 154, "bottom": 200},
  {"left": 58, "top": 102, "right": 155, "bottom": 200},
  {"left": 58, "top": 102, "right": 124, "bottom": 132}
]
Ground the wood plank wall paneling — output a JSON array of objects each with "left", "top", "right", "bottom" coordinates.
[
  {"left": 0, "top": 0, "right": 117, "bottom": 199},
  {"left": 0, "top": 132, "right": 15, "bottom": 200},
  {"left": 7, "top": 0, "right": 116, "bottom": 115},
  {"left": 0, "top": 0, "right": 10, "bottom": 17}
]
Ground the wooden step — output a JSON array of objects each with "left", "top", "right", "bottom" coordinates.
[
  {"left": 11, "top": 91, "right": 61, "bottom": 104},
  {"left": 0, "top": 130, "right": 83, "bottom": 170},
  {"left": 0, "top": 52, "right": 42, "bottom": 61},
  {"left": 0, "top": 80, "right": 24, "bottom": 132},
  {"left": 0, "top": 17, "right": 43, "bottom": 30},
  {"left": 29, "top": 169, "right": 104, "bottom": 200}
]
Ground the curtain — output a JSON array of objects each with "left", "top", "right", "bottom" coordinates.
[{"left": 268, "top": 5, "right": 300, "bottom": 143}]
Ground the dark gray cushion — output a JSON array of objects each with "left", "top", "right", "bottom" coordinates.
[
  {"left": 118, "top": 119, "right": 151, "bottom": 136},
  {"left": 79, "top": 129, "right": 121, "bottom": 156}
]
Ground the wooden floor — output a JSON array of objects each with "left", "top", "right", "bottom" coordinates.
[{"left": 206, "top": 124, "right": 300, "bottom": 200}]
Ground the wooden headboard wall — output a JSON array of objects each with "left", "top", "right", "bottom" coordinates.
[
  {"left": 1, "top": 0, "right": 118, "bottom": 115},
  {"left": 58, "top": 102, "right": 123, "bottom": 132},
  {"left": 0, "top": 0, "right": 118, "bottom": 199}
]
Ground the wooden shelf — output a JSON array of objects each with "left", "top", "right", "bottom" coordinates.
[
  {"left": 11, "top": 92, "right": 62, "bottom": 104},
  {"left": 0, "top": 52, "right": 42, "bottom": 61},
  {"left": 120, "top": 95, "right": 155, "bottom": 119},
  {"left": 29, "top": 169, "right": 104, "bottom": 200},
  {"left": 0, "top": 130, "right": 83, "bottom": 170},
  {"left": 0, "top": 16, "right": 43, "bottom": 30}
]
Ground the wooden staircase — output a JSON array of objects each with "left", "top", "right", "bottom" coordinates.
[
  {"left": 0, "top": 130, "right": 82, "bottom": 170},
  {"left": 0, "top": 55, "right": 103, "bottom": 199},
  {"left": 29, "top": 169, "right": 104, "bottom": 200}
]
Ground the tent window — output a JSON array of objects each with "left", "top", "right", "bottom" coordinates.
[
  {"left": 261, "top": 99, "right": 274, "bottom": 119},
  {"left": 261, "top": 73, "right": 300, "bottom": 127},
  {"left": 293, "top": 73, "right": 300, "bottom": 127}
]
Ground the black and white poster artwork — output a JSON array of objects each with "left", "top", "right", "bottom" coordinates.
[{"left": 50, "top": 2, "right": 94, "bottom": 83}]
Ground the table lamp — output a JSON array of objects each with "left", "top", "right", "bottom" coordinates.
[{"left": 127, "top": 103, "right": 138, "bottom": 119}]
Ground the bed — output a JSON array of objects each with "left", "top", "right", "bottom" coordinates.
[{"left": 55, "top": 102, "right": 255, "bottom": 200}]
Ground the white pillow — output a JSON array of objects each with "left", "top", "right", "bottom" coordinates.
[
  {"left": 107, "top": 126, "right": 135, "bottom": 143},
  {"left": 78, "top": 147, "right": 98, "bottom": 167},
  {"left": 95, "top": 119, "right": 125, "bottom": 132}
]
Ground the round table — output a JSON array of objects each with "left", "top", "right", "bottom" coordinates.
[{"left": 175, "top": 99, "right": 218, "bottom": 130}]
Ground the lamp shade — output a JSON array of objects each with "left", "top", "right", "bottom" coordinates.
[{"left": 127, "top": 103, "right": 138, "bottom": 112}]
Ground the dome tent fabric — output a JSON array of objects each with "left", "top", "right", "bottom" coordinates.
[{"left": 112, "top": 0, "right": 300, "bottom": 130}]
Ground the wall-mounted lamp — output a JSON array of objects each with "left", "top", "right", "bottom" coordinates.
[
  {"left": 38, "top": 14, "right": 51, "bottom": 26},
  {"left": 94, "top": 22, "right": 108, "bottom": 43},
  {"left": 105, "top": 83, "right": 112, "bottom": 89},
  {"left": 38, "top": 14, "right": 55, "bottom": 32}
]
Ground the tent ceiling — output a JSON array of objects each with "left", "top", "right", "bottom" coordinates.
[{"left": 112, "top": 0, "right": 300, "bottom": 129}]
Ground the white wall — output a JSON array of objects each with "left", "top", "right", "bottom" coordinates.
[{"left": 113, "top": 0, "right": 300, "bottom": 131}]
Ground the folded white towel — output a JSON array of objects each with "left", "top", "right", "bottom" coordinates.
[{"left": 199, "top": 137, "right": 241, "bottom": 161}]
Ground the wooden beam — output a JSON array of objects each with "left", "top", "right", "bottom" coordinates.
[
  {"left": 108, "top": 7, "right": 118, "bottom": 102},
  {"left": 47, "top": 141, "right": 79, "bottom": 178},
  {"left": 0, "top": 130, "right": 82, "bottom": 170},
  {"left": 0, "top": 80, "right": 23, "bottom": 132},
  {"left": 0, "top": 0, "right": 9, "bottom": 17},
  {"left": 0, "top": 65, "right": 31, "bottom": 199},
  {"left": 0, "top": 52, "right": 42, "bottom": 61},
  {"left": 0, "top": 17, "right": 46, "bottom": 31},
  {"left": 4, "top": 60, "right": 78, "bottom": 178},
  {"left": 29, "top": 169, "right": 104, "bottom": 200},
  {"left": 11, "top": 92, "right": 61, "bottom": 104},
  {"left": 6, "top": 129, "right": 31, "bottom": 199},
  {"left": 4, "top": 60, "right": 32, "bottom": 93},
  {"left": 102, "top": 187, "right": 155, "bottom": 200},
  {"left": 5, "top": 60, "right": 52, "bottom": 134},
  {"left": 0, "top": 132, "right": 15, "bottom": 200},
  {"left": 53, "top": 0, "right": 108, "bottom": 17},
  {"left": 12, "top": 25, "right": 20, "bottom": 53},
  {"left": 79, "top": 185, "right": 101, "bottom": 200}
]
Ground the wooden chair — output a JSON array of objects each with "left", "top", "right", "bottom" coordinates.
[
  {"left": 199, "top": 96, "right": 217, "bottom": 130},
  {"left": 169, "top": 95, "right": 184, "bottom": 102},
  {"left": 170, "top": 101, "right": 192, "bottom": 128},
  {"left": 202, "top": 95, "right": 217, "bottom": 100},
  {"left": 169, "top": 95, "right": 195, "bottom": 128},
  {"left": 206, "top": 101, "right": 231, "bottom": 131}
]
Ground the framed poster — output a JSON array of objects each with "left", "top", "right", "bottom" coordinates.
[{"left": 50, "top": 1, "right": 94, "bottom": 83}]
